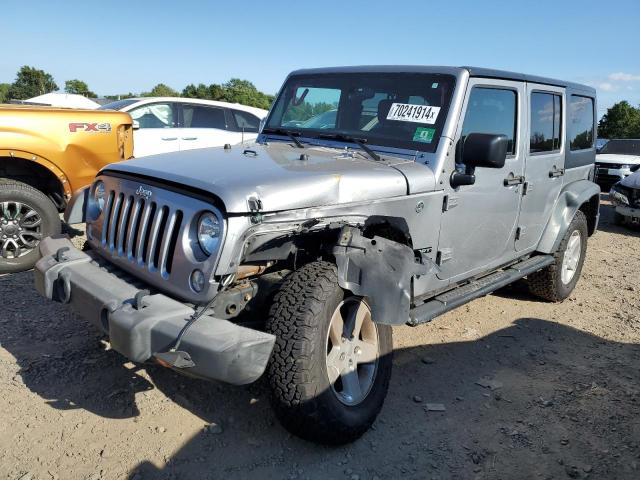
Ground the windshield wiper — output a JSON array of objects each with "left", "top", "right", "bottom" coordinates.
[
  {"left": 262, "top": 128, "right": 305, "bottom": 149},
  {"left": 316, "top": 133, "right": 381, "bottom": 162}
]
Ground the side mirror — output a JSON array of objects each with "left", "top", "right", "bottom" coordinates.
[
  {"left": 461, "top": 133, "right": 508, "bottom": 169},
  {"left": 132, "top": 120, "right": 140, "bottom": 130}
]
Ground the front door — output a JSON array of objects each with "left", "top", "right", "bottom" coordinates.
[
  {"left": 128, "top": 102, "right": 180, "bottom": 157},
  {"left": 437, "top": 79, "right": 526, "bottom": 282},
  {"left": 515, "top": 84, "right": 565, "bottom": 251}
]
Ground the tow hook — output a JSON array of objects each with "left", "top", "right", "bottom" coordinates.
[
  {"left": 54, "top": 270, "right": 72, "bottom": 304},
  {"left": 54, "top": 246, "right": 70, "bottom": 262}
]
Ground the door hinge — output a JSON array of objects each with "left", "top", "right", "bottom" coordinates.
[
  {"left": 523, "top": 182, "right": 533, "bottom": 195},
  {"left": 442, "top": 195, "right": 459, "bottom": 212},
  {"left": 436, "top": 248, "right": 453, "bottom": 265},
  {"left": 515, "top": 226, "right": 527, "bottom": 240}
]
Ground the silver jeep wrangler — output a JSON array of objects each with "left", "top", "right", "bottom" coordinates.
[{"left": 34, "top": 66, "right": 600, "bottom": 444}]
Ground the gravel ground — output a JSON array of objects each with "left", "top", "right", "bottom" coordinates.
[{"left": 0, "top": 196, "right": 639, "bottom": 480}]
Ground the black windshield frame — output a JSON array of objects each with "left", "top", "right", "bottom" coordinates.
[{"left": 265, "top": 72, "right": 456, "bottom": 153}]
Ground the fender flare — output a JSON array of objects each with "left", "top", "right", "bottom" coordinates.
[
  {"left": 537, "top": 179, "right": 600, "bottom": 254},
  {"left": 0, "top": 149, "right": 72, "bottom": 198}
]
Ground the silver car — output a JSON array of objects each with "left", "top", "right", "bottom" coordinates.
[{"left": 35, "top": 66, "right": 600, "bottom": 444}]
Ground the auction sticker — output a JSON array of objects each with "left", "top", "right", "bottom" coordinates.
[
  {"left": 413, "top": 127, "right": 435, "bottom": 143},
  {"left": 386, "top": 103, "right": 440, "bottom": 124}
]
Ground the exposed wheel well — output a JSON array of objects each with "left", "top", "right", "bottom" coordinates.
[
  {"left": 579, "top": 194, "right": 599, "bottom": 236},
  {"left": 0, "top": 157, "right": 65, "bottom": 210}
]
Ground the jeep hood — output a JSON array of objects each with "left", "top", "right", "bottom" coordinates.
[
  {"left": 596, "top": 153, "right": 640, "bottom": 165},
  {"left": 104, "top": 143, "right": 427, "bottom": 213}
]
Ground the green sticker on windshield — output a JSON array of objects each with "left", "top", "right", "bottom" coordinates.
[{"left": 413, "top": 127, "right": 435, "bottom": 143}]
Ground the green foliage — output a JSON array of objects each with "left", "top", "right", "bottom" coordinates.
[
  {"left": 6, "top": 66, "right": 58, "bottom": 100},
  {"left": 181, "top": 78, "right": 274, "bottom": 110},
  {"left": 283, "top": 101, "right": 335, "bottom": 123},
  {"left": 64, "top": 79, "right": 96, "bottom": 97},
  {"left": 141, "top": 83, "right": 179, "bottom": 97},
  {"left": 0, "top": 83, "right": 10, "bottom": 103},
  {"left": 598, "top": 101, "right": 640, "bottom": 139}
]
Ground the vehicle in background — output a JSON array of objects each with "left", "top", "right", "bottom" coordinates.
[
  {"left": 99, "top": 98, "right": 268, "bottom": 157},
  {"left": 594, "top": 139, "right": 640, "bottom": 186},
  {"left": 596, "top": 137, "right": 608, "bottom": 153},
  {"left": 609, "top": 170, "right": 640, "bottom": 226},
  {"left": 36, "top": 66, "right": 599, "bottom": 444},
  {"left": 0, "top": 105, "right": 133, "bottom": 273}
]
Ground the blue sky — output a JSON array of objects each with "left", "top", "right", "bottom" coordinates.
[{"left": 3, "top": 0, "right": 639, "bottom": 117}]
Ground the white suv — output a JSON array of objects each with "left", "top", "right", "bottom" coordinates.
[
  {"left": 99, "top": 97, "right": 268, "bottom": 157},
  {"left": 594, "top": 139, "right": 640, "bottom": 185}
]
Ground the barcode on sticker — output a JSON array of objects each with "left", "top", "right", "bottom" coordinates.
[{"left": 386, "top": 103, "right": 440, "bottom": 124}]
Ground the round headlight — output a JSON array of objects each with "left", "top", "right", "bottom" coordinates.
[
  {"left": 197, "top": 212, "right": 222, "bottom": 255},
  {"left": 93, "top": 180, "right": 106, "bottom": 212}
]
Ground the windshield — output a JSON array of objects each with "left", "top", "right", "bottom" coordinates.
[
  {"left": 599, "top": 139, "right": 640, "bottom": 155},
  {"left": 98, "top": 99, "right": 138, "bottom": 111},
  {"left": 265, "top": 72, "right": 456, "bottom": 153}
]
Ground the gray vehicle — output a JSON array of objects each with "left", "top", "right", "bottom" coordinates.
[
  {"left": 609, "top": 170, "right": 640, "bottom": 225},
  {"left": 34, "top": 66, "right": 600, "bottom": 444}
]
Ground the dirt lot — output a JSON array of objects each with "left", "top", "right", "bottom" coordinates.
[{"left": 1, "top": 196, "right": 639, "bottom": 480}]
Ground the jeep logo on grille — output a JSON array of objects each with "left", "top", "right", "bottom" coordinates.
[{"left": 135, "top": 186, "right": 152, "bottom": 199}]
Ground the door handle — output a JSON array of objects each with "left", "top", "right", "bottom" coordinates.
[
  {"left": 161, "top": 137, "right": 178, "bottom": 141},
  {"left": 181, "top": 137, "right": 198, "bottom": 140},
  {"left": 549, "top": 167, "right": 565, "bottom": 178},
  {"left": 504, "top": 174, "right": 525, "bottom": 186}
]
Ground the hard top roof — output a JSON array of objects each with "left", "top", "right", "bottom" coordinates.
[{"left": 288, "top": 65, "right": 595, "bottom": 95}]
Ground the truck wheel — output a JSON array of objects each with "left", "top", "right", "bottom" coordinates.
[
  {"left": 528, "top": 210, "right": 588, "bottom": 302},
  {"left": 266, "top": 261, "right": 392, "bottom": 444},
  {"left": 0, "top": 180, "right": 61, "bottom": 274}
]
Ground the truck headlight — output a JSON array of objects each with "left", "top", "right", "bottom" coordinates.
[
  {"left": 197, "top": 211, "right": 222, "bottom": 255},
  {"left": 610, "top": 185, "right": 629, "bottom": 206}
]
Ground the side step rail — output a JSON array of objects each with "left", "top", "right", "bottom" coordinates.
[{"left": 407, "top": 255, "right": 554, "bottom": 326}]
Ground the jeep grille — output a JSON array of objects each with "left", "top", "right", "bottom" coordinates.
[{"left": 101, "top": 192, "right": 183, "bottom": 277}]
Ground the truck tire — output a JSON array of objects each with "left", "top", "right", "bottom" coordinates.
[
  {"left": 0, "top": 180, "right": 61, "bottom": 274},
  {"left": 528, "top": 210, "right": 588, "bottom": 302},
  {"left": 266, "top": 261, "right": 392, "bottom": 444}
]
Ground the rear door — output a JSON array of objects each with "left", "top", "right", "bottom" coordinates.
[
  {"left": 516, "top": 84, "right": 565, "bottom": 251},
  {"left": 127, "top": 102, "right": 180, "bottom": 157},
  {"left": 177, "top": 103, "right": 239, "bottom": 150}
]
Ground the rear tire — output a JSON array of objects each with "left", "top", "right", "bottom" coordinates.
[
  {"left": 266, "top": 261, "right": 393, "bottom": 444},
  {"left": 528, "top": 210, "right": 588, "bottom": 302},
  {"left": 0, "top": 180, "right": 61, "bottom": 274}
]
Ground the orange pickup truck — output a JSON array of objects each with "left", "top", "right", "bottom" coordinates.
[{"left": 0, "top": 105, "right": 133, "bottom": 273}]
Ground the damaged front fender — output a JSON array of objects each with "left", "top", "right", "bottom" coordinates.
[{"left": 333, "top": 226, "right": 434, "bottom": 325}]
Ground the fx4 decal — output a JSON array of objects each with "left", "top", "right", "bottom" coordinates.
[{"left": 68, "top": 122, "right": 112, "bottom": 133}]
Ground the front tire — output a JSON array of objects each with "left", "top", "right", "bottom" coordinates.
[
  {"left": 0, "top": 180, "right": 61, "bottom": 274},
  {"left": 528, "top": 210, "right": 588, "bottom": 302},
  {"left": 266, "top": 261, "right": 393, "bottom": 444}
]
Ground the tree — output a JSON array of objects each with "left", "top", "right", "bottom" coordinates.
[
  {"left": 64, "top": 79, "right": 96, "bottom": 97},
  {"left": 141, "top": 83, "right": 179, "bottom": 97},
  {"left": 6, "top": 66, "right": 58, "bottom": 100},
  {"left": 0, "top": 83, "right": 10, "bottom": 103},
  {"left": 182, "top": 83, "right": 211, "bottom": 99},
  {"left": 181, "top": 79, "right": 274, "bottom": 109},
  {"left": 598, "top": 101, "right": 640, "bottom": 139}
]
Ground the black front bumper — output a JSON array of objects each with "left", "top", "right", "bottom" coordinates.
[{"left": 34, "top": 236, "right": 275, "bottom": 385}]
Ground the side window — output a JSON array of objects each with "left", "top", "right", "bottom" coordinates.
[
  {"left": 461, "top": 87, "right": 517, "bottom": 155},
  {"left": 569, "top": 95, "right": 594, "bottom": 151},
  {"left": 129, "top": 103, "right": 174, "bottom": 129},
  {"left": 232, "top": 110, "right": 260, "bottom": 133},
  {"left": 182, "top": 105, "right": 227, "bottom": 129},
  {"left": 530, "top": 92, "right": 562, "bottom": 153}
]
